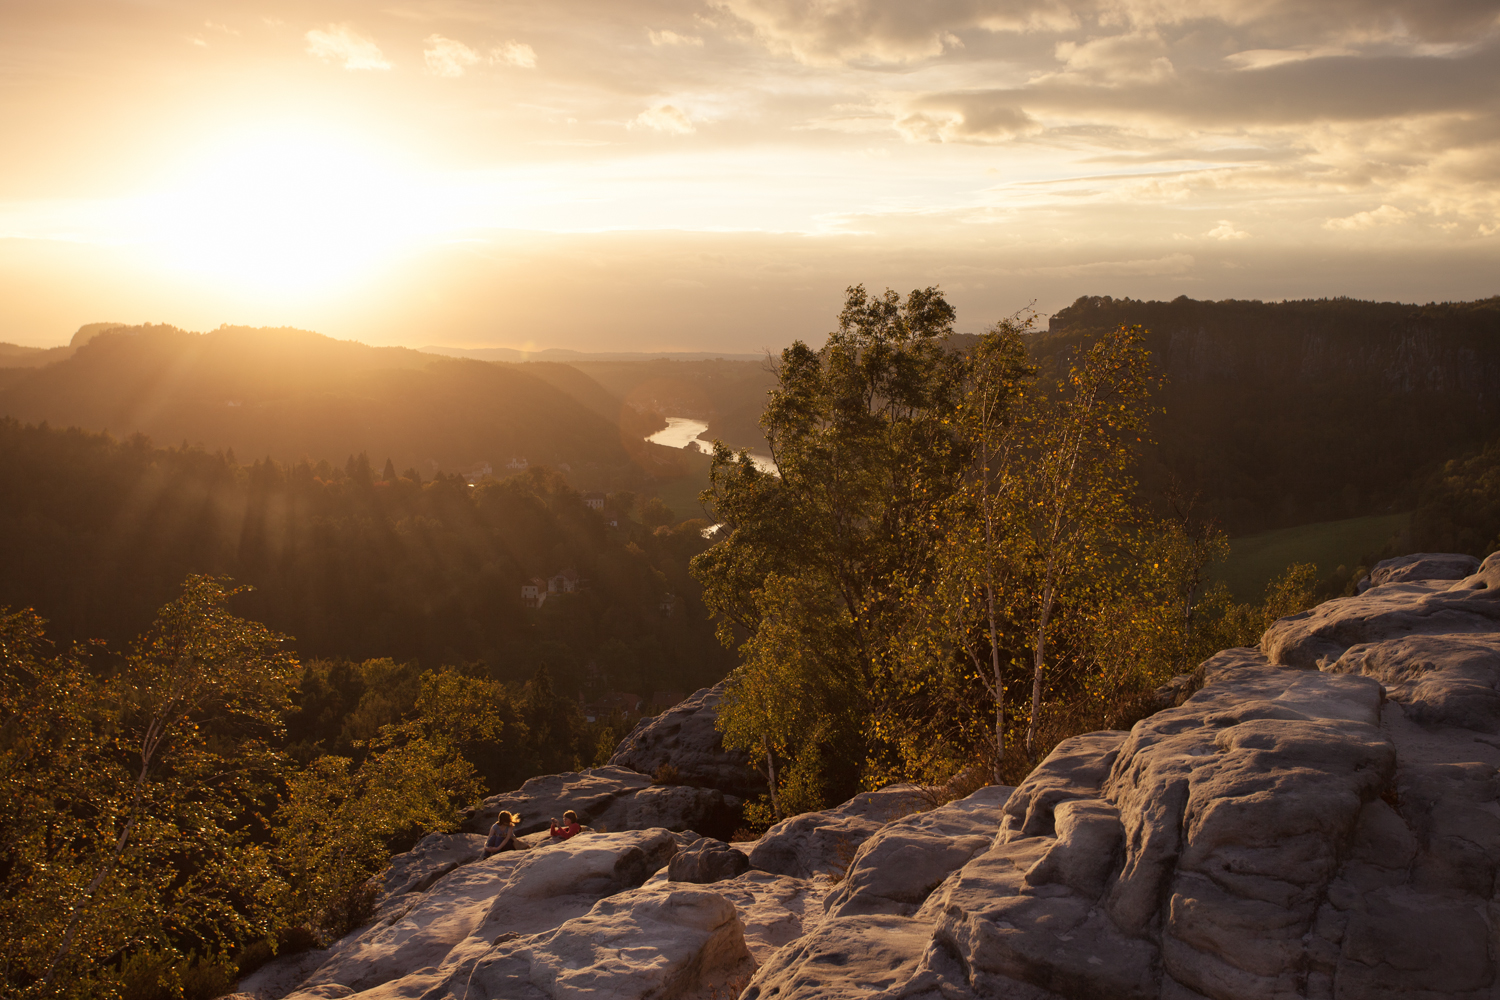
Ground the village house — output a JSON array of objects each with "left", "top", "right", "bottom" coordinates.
[
  {"left": 548, "top": 568, "right": 580, "bottom": 594},
  {"left": 521, "top": 576, "right": 549, "bottom": 608},
  {"left": 583, "top": 491, "right": 606, "bottom": 510}
]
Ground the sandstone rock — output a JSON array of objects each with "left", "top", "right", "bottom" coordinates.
[
  {"left": 748, "top": 783, "right": 928, "bottom": 879},
  {"left": 608, "top": 681, "right": 764, "bottom": 798},
  {"left": 370, "top": 832, "right": 485, "bottom": 916},
  {"left": 1261, "top": 550, "right": 1500, "bottom": 670},
  {"left": 824, "top": 783, "right": 1012, "bottom": 919},
  {"left": 255, "top": 829, "right": 680, "bottom": 999},
  {"left": 739, "top": 914, "right": 934, "bottom": 1000},
  {"left": 451, "top": 882, "right": 753, "bottom": 1000},
  {"left": 1356, "top": 551, "right": 1481, "bottom": 593},
  {"left": 906, "top": 558, "right": 1500, "bottom": 1000},
  {"left": 592, "top": 782, "right": 741, "bottom": 837},
  {"left": 702, "top": 870, "right": 829, "bottom": 964},
  {"left": 462, "top": 765, "right": 651, "bottom": 835},
  {"left": 669, "top": 837, "right": 751, "bottom": 884}
]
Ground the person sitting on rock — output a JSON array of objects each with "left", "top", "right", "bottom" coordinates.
[
  {"left": 485, "top": 811, "right": 521, "bottom": 856},
  {"left": 549, "top": 810, "right": 581, "bottom": 841}
]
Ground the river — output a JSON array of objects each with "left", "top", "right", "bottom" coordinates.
[{"left": 645, "top": 417, "right": 776, "bottom": 474}]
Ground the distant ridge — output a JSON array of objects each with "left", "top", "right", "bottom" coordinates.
[{"left": 422, "top": 345, "right": 764, "bottom": 363}]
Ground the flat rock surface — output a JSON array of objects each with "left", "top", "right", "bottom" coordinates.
[{"left": 1358, "top": 551, "right": 1481, "bottom": 592}]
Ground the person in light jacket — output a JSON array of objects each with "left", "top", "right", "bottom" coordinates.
[{"left": 485, "top": 811, "right": 521, "bottom": 856}]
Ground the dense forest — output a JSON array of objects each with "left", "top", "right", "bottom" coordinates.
[
  {"left": 1041, "top": 294, "right": 1500, "bottom": 534},
  {"left": 0, "top": 419, "right": 731, "bottom": 698}
]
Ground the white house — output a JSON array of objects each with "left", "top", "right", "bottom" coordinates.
[
  {"left": 583, "top": 491, "right": 606, "bottom": 510},
  {"left": 548, "top": 568, "right": 580, "bottom": 594},
  {"left": 522, "top": 576, "right": 549, "bottom": 608}
]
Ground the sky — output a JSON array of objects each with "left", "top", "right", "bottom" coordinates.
[{"left": 1, "top": 0, "right": 1497, "bottom": 352}]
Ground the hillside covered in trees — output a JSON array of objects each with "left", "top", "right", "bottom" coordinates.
[
  {"left": 1041, "top": 294, "right": 1500, "bottom": 534},
  {"left": 0, "top": 419, "right": 731, "bottom": 699},
  {"left": 0, "top": 324, "right": 676, "bottom": 491}
]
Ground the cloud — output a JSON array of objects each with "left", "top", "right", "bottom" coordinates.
[
  {"left": 650, "top": 29, "right": 704, "bottom": 46},
  {"left": 1053, "top": 31, "right": 1175, "bottom": 85},
  {"left": 492, "top": 41, "right": 537, "bottom": 69},
  {"left": 305, "top": 25, "right": 391, "bottom": 71},
  {"left": 1013, "top": 253, "right": 1196, "bottom": 278},
  {"left": 715, "top": 0, "right": 1034, "bottom": 66},
  {"left": 634, "top": 104, "right": 695, "bottom": 134},
  {"left": 897, "top": 93, "right": 1039, "bottom": 143},
  {"left": 1207, "top": 220, "right": 1249, "bottom": 240},
  {"left": 1324, "top": 204, "right": 1410, "bottom": 229},
  {"left": 424, "top": 35, "right": 480, "bottom": 77}
]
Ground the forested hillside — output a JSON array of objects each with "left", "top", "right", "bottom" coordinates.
[
  {"left": 0, "top": 419, "right": 732, "bottom": 697},
  {"left": 1042, "top": 295, "right": 1500, "bottom": 534},
  {"left": 0, "top": 324, "right": 668, "bottom": 490}
]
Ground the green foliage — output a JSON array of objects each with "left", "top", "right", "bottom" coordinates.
[
  {"left": 704, "top": 287, "right": 1326, "bottom": 809},
  {"left": 272, "top": 733, "right": 479, "bottom": 942},
  {"left": 1, "top": 576, "right": 296, "bottom": 999},
  {"left": 697, "top": 285, "right": 969, "bottom": 813},
  {"left": 1412, "top": 436, "right": 1500, "bottom": 558}
]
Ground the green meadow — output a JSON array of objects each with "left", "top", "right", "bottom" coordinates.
[{"left": 1214, "top": 512, "right": 1411, "bottom": 601}]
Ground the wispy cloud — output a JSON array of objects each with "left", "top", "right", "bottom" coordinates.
[
  {"left": 650, "top": 29, "right": 703, "bottom": 47},
  {"left": 492, "top": 41, "right": 536, "bottom": 69},
  {"left": 1325, "top": 205, "right": 1409, "bottom": 230},
  {"left": 633, "top": 104, "right": 695, "bottom": 134},
  {"left": 424, "top": 35, "right": 479, "bottom": 77},
  {"left": 1207, "top": 221, "right": 1249, "bottom": 240},
  {"left": 305, "top": 24, "right": 391, "bottom": 71}
]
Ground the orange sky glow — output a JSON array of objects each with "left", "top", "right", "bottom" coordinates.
[{"left": 2, "top": 0, "right": 1497, "bottom": 352}]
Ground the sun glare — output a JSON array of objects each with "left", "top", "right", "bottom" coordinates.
[{"left": 137, "top": 130, "right": 452, "bottom": 294}]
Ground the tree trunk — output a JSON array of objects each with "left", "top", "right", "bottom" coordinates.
[
  {"left": 762, "top": 735, "right": 781, "bottom": 820},
  {"left": 986, "top": 582, "right": 1005, "bottom": 784},
  {"left": 1026, "top": 587, "right": 1054, "bottom": 762}
]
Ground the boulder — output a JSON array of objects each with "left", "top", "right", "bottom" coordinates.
[
  {"left": 1356, "top": 551, "right": 1481, "bottom": 593},
  {"left": 748, "top": 784, "right": 928, "bottom": 879},
  {"left": 824, "top": 783, "right": 1012, "bottom": 918},
  {"left": 369, "top": 832, "right": 485, "bottom": 916},
  {"left": 448, "top": 882, "right": 753, "bottom": 1000},
  {"left": 249, "top": 829, "right": 681, "bottom": 999},
  {"left": 1262, "top": 550, "right": 1500, "bottom": 670},
  {"left": 462, "top": 765, "right": 651, "bottom": 835},
  {"left": 668, "top": 838, "right": 751, "bottom": 884},
  {"left": 608, "top": 681, "right": 764, "bottom": 798},
  {"left": 591, "top": 782, "right": 742, "bottom": 838}
]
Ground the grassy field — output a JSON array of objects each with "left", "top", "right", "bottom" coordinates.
[{"left": 1212, "top": 512, "right": 1411, "bottom": 601}]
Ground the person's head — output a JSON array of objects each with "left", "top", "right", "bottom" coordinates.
[
  {"left": 497, "top": 811, "right": 518, "bottom": 826},
  {"left": 562, "top": 810, "right": 578, "bottom": 825}
]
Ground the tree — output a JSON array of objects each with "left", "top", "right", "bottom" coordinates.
[
  {"left": 2, "top": 576, "right": 297, "bottom": 998},
  {"left": 697, "top": 285, "right": 969, "bottom": 805},
  {"left": 1010, "top": 326, "right": 1158, "bottom": 760},
  {"left": 930, "top": 317, "right": 1037, "bottom": 781}
]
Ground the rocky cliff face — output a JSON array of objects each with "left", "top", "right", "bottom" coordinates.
[{"left": 236, "top": 551, "right": 1500, "bottom": 1000}]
